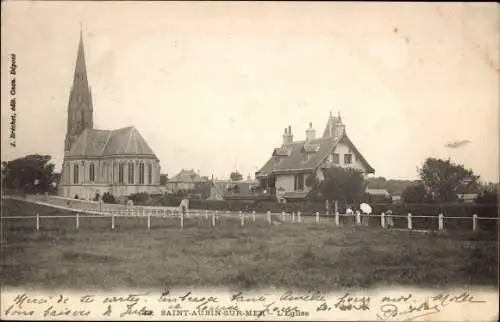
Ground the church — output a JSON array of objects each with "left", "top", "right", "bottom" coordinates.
[{"left": 58, "top": 31, "right": 161, "bottom": 199}]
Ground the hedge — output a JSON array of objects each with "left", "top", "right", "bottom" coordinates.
[{"left": 157, "top": 195, "right": 498, "bottom": 219}]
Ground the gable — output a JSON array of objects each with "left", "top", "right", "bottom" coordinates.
[{"left": 321, "top": 137, "right": 374, "bottom": 173}]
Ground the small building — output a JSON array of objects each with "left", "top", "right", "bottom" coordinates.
[
  {"left": 256, "top": 112, "right": 375, "bottom": 202},
  {"left": 166, "top": 169, "right": 210, "bottom": 195},
  {"left": 457, "top": 193, "right": 478, "bottom": 203},
  {"left": 365, "top": 188, "right": 393, "bottom": 203},
  {"left": 392, "top": 195, "right": 402, "bottom": 203},
  {"left": 209, "top": 176, "right": 262, "bottom": 201}
]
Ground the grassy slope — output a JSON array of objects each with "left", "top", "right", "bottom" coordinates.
[{"left": 1, "top": 199, "right": 497, "bottom": 292}]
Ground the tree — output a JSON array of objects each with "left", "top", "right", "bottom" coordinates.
[
  {"left": 2, "top": 154, "right": 56, "bottom": 193},
  {"left": 312, "top": 167, "right": 366, "bottom": 205},
  {"left": 401, "top": 182, "right": 430, "bottom": 203},
  {"left": 305, "top": 173, "right": 318, "bottom": 189},
  {"left": 230, "top": 171, "right": 243, "bottom": 182},
  {"left": 418, "top": 158, "right": 480, "bottom": 202},
  {"left": 366, "top": 176, "right": 419, "bottom": 196}
]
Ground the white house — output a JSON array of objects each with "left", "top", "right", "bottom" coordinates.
[{"left": 255, "top": 112, "right": 375, "bottom": 201}]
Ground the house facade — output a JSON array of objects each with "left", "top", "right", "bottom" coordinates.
[
  {"left": 166, "top": 169, "right": 209, "bottom": 194},
  {"left": 255, "top": 112, "right": 375, "bottom": 201},
  {"left": 58, "top": 31, "right": 161, "bottom": 199}
]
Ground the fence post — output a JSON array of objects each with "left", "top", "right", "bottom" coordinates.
[
  {"left": 205, "top": 210, "right": 208, "bottom": 220},
  {"left": 76, "top": 213, "right": 80, "bottom": 231},
  {"left": 438, "top": 213, "right": 444, "bottom": 231},
  {"left": 281, "top": 211, "right": 285, "bottom": 221},
  {"left": 180, "top": 210, "right": 184, "bottom": 229},
  {"left": 112, "top": 214, "right": 115, "bottom": 230},
  {"left": 292, "top": 212, "right": 295, "bottom": 223},
  {"left": 473, "top": 214, "right": 478, "bottom": 232},
  {"left": 240, "top": 211, "right": 244, "bottom": 227},
  {"left": 36, "top": 213, "right": 40, "bottom": 231},
  {"left": 355, "top": 211, "right": 361, "bottom": 225},
  {"left": 335, "top": 211, "right": 339, "bottom": 226},
  {"left": 212, "top": 211, "right": 216, "bottom": 227},
  {"left": 407, "top": 213, "right": 412, "bottom": 230},
  {"left": 298, "top": 212, "right": 302, "bottom": 223},
  {"left": 252, "top": 210, "right": 256, "bottom": 222},
  {"left": 267, "top": 211, "right": 271, "bottom": 224},
  {"left": 316, "top": 211, "right": 319, "bottom": 223},
  {"left": 381, "top": 212, "right": 385, "bottom": 229},
  {"left": 147, "top": 213, "right": 151, "bottom": 230}
]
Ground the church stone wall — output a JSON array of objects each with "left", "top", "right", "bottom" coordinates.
[{"left": 59, "top": 156, "right": 161, "bottom": 200}]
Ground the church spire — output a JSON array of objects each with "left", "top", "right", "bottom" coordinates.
[
  {"left": 73, "top": 24, "right": 89, "bottom": 89},
  {"left": 64, "top": 27, "right": 94, "bottom": 153}
]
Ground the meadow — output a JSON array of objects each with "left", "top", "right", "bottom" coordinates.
[{"left": 1, "top": 199, "right": 497, "bottom": 292}]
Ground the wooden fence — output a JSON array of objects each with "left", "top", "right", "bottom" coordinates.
[{"left": 2, "top": 196, "right": 498, "bottom": 233}]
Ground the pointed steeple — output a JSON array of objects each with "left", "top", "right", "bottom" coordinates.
[
  {"left": 73, "top": 25, "right": 89, "bottom": 90},
  {"left": 64, "top": 27, "right": 94, "bottom": 153}
]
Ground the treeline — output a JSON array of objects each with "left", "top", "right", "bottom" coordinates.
[{"left": 365, "top": 177, "right": 418, "bottom": 195}]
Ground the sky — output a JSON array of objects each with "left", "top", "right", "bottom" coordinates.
[{"left": 1, "top": 1, "right": 499, "bottom": 182}]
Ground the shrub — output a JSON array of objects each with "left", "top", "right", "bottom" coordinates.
[
  {"left": 101, "top": 192, "right": 116, "bottom": 204},
  {"left": 128, "top": 192, "right": 151, "bottom": 206}
]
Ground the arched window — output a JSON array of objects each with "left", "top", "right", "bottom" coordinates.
[
  {"left": 73, "top": 164, "right": 79, "bottom": 184},
  {"left": 148, "top": 164, "right": 152, "bottom": 185},
  {"left": 128, "top": 162, "right": 134, "bottom": 184},
  {"left": 118, "top": 163, "right": 124, "bottom": 184},
  {"left": 89, "top": 163, "right": 95, "bottom": 182},
  {"left": 139, "top": 163, "right": 145, "bottom": 184}
]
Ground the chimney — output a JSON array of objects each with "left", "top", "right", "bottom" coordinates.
[
  {"left": 306, "top": 122, "right": 316, "bottom": 142},
  {"left": 282, "top": 126, "right": 293, "bottom": 145}
]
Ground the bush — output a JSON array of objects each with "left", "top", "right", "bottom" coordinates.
[
  {"left": 128, "top": 192, "right": 151, "bottom": 206},
  {"left": 475, "top": 189, "right": 498, "bottom": 204},
  {"left": 101, "top": 192, "right": 116, "bottom": 204}
]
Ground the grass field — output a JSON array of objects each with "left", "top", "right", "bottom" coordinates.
[{"left": 1, "top": 199, "right": 498, "bottom": 292}]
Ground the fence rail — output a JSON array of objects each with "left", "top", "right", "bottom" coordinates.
[{"left": 2, "top": 196, "right": 499, "bottom": 234}]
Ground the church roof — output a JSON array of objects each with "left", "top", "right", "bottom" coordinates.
[{"left": 66, "top": 126, "right": 157, "bottom": 158}]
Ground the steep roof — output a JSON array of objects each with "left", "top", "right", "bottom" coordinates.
[
  {"left": 257, "top": 136, "right": 342, "bottom": 177},
  {"left": 256, "top": 114, "right": 375, "bottom": 177},
  {"left": 66, "top": 126, "right": 157, "bottom": 158},
  {"left": 169, "top": 169, "right": 208, "bottom": 183}
]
